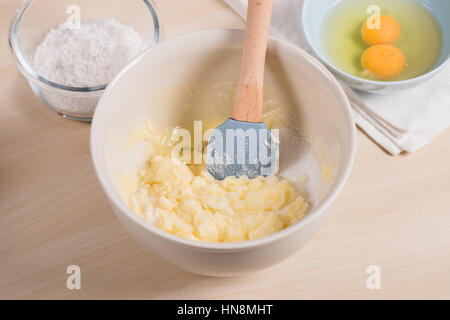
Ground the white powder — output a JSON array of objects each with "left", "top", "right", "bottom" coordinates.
[
  {"left": 32, "top": 18, "right": 147, "bottom": 117},
  {"left": 278, "top": 127, "right": 329, "bottom": 207}
]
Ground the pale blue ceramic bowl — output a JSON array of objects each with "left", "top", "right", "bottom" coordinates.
[{"left": 302, "top": 0, "right": 450, "bottom": 93}]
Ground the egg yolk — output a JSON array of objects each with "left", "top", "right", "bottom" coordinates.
[
  {"left": 361, "top": 15, "right": 401, "bottom": 45},
  {"left": 361, "top": 44, "right": 406, "bottom": 79}
]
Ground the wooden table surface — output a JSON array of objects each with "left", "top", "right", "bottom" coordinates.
[{"left": 1, "top": 0, "right": 450, "bottom": 300}]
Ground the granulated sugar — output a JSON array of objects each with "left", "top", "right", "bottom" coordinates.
[
  {"left": 32, "top": 18, "right": 147, "bottom": 116},
  {"left": 278, "top": 127, "right": 330, "bottom": 207}
]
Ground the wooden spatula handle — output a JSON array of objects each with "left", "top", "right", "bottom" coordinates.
[{"left": 232, "top": 0, "right": 274, "bottom": 123}]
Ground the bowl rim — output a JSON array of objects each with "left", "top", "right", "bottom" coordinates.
[
  {"left": 90, "top": 29, "right": 356, "bottom": 251},
  {"left": 8, "top": 0, "right": 161, "bottom": 94},
  {"left": 301, "top": 0, "right": 450, "bottom": 88}
]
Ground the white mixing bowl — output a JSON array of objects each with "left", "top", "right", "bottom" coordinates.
[{"left": 91, "top": 29, "right": 356, "bottom": 276}]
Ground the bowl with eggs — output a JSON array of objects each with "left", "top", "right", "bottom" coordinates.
[
  {"left": 302, "top": 0, "right": 450, "bottom": 93},
  {"left": 91, "top": 29, "right": 355, "bottom": 276}
]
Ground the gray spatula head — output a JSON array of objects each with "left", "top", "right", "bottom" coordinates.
[{"left": 206, "top": 118, "right": 279, "bottom": 180}]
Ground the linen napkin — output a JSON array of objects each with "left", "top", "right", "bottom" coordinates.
[{"left": 224, "top": 0, "right": 450, "bottom": 155}]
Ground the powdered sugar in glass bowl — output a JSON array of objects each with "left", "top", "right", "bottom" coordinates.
[{"left": 8, "top": 0, "right": 160, "bottom": 121}]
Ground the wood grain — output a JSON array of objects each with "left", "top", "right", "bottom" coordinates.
[
  {"left": 0, "top": 0, "right": 449, "bottom": 300},
  {"left": 232, "top": 0, "right": 273, "bottom": 123}
]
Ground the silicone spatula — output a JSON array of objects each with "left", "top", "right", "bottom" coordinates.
[{"left": 206, "top": 0, "right": 278, "bottom": 180}]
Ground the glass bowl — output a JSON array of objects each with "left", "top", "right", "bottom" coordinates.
[{"left": 8, "top": 0, "right": 161, "bottom": 121}]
